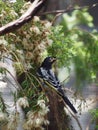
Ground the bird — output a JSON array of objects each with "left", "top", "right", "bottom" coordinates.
[{"left": 37, "top": 56, "right": 77, "bottom": 114}]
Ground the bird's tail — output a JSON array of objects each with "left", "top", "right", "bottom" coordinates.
[
  {"left": 58, "top": 88, "right": 77, "bottom": 114},
  {"left": 62, "top": 95, "right": 77, "bottom": 114}
]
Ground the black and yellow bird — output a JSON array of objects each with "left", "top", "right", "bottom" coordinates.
[{"left": 37, "top": 56, "right": 77, "bottom": 114}]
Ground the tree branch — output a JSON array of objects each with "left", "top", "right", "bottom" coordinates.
[
  {"left": 39, "top": 3, "right": 98, "bottom": 16},
  {"left": 0, "top": 0, "right": 45, "bottom": 36},
  {"left": 38, "top": 3, "right": 98, "bottom": 25},
  {"left": 0, "top": 1, "right": 97, "bottom": 36}
]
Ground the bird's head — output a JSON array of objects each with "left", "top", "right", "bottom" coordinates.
[{"left": 41, "top": 56, "right": 57, "bottom": 69}]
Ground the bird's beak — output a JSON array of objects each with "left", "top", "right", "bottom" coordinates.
[{"left": 50, "top": 57, "right": 57, "bottom": 62}]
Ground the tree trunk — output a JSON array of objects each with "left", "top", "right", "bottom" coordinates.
[{"left": 46, "top": 89, "right": 70, "bottom": 130}]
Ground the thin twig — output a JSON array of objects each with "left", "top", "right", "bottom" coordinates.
[
  {"left": 39, "top": 3, "right": 98, "bottom": 16},
  {"left": 61, "top": 76, "right": 70, "bottom": 84},
  {"left": 39, "top": 3, "right": 98, "bottom": 25},
  {"left": 5, "top": 68, "right": 23, "bottom": 90}
]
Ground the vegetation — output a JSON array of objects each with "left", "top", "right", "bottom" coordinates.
[
  {"left": 48, "top": 8, "right": 98, "bottom": 87},
  {"left": 0, "top": 0, "right": 98, "bottom": 130}
]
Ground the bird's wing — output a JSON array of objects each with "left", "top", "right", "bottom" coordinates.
[{"left": 37, "top": 67, "right": 61, "bottom": 89}]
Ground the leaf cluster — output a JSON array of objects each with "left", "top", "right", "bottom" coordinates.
[
  {"left": 0, "top": 0, "right": 51, "bottom": 114},
  {"left": 48, "top": 9, "right": 98, "bottom": 86}
]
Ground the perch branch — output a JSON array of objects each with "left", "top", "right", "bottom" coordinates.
[{"left": 0, "top": 0, "right": 45, "bottom": 36}]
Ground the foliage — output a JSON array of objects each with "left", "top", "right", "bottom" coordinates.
[
  {"left": 48, "top": 8, "right": 98, "bottom": 87},
  {"left": 0, "top": 0, "right": 98, "bottom": 129},
  {"left": 0, "top": 1, "right": 52, "bottom": 129},
  {"left": 0, "top": 1, "right": 19, "bottom": 25},
  {"left": 90, "top": 109, "right": 98, "bottom": 129},
  {"left": 61, "top": 8, "right": 94, "bottom": 29}
]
